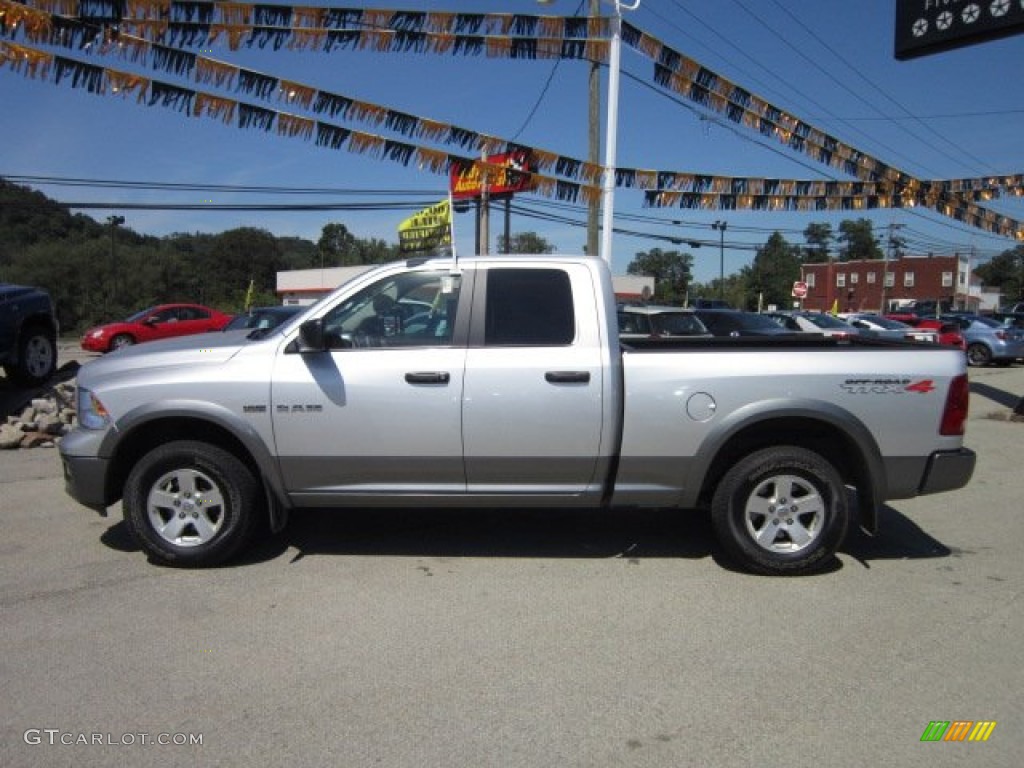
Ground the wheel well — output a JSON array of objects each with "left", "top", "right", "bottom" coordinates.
[
  {"left": 107, "top": 417, "right": 261, "bottom": 504},
  {"left": 19, "top": 317, "right": 57, "bottom": 346},
  {"left": 699, "top": 417, "right": 871, "bottom": 508}
]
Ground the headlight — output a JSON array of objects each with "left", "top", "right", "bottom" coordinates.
[
  {"left": 77, "top": 387, "right": 112, "bottom": 430},
  {"left": 89, "top": 330, "right": 104, "bottom": 339}
]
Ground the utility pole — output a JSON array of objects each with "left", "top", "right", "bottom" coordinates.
[
  {"left": 479, "top": 149, "right": 489, "bottom": 255},
  {"left": 881, "top": 222, "right": 904, "bottom": 313},
  {"left": 107, "top": 215, "right": 125, "bottom": 313},
  {"left": 713, "top": 220, "right": 727, "bottom": 300}
]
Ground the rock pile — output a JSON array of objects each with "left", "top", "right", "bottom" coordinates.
[{"left": 0, "top": 380, "right": 77, "bottom": 449}]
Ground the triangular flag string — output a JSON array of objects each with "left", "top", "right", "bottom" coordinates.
[{"left": 2, "top": 0, "right": 1021, "bottom": 239}]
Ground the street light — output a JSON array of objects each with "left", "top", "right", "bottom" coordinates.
[{"left": 712, "top": 220, "right": 727, "bottom": 300}]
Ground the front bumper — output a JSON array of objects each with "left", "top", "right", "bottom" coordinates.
[
  {"left": 919, "top": 447, "right": 977, "bottom": 495},
  {"left": 80, "top": 337, "right": 105, "bottom": 352},
  {"left": 61, "top": 453, "right": 114, "bottom": 513},
  {"left": 60, "top": 428, "right": 116, "bottom": 512}
]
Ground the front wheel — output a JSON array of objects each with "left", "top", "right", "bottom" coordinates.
[
  {"left": 123, "top": 441, "right": 262, "bottom": 567},
  {"left": 6, "top": 325, "right": 57, "bottom": 385},
  {"left": 711, "top": 446, "right": 849, "bottom": 575},
  {"left": 109, "top": 333, "right": 135, "bottom": 352}
]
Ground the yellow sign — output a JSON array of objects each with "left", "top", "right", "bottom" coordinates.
[{"left": 398, "top": 200, "right": 452, "bottom": 254}]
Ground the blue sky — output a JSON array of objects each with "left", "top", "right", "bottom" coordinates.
[{"left": 1, "top": 0, "right": 1022, "bottom": 283}]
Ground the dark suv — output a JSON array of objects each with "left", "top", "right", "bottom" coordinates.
[{"left": 0, "top": 283, "right": 59, "bottom": 385}]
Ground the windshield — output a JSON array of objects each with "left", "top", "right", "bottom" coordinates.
[
  {"left": 857, "top": 315, "right": 908, "bottom": 330},
  {"left": 972, "top": 316, "right": 1002, "bottom": 329},
  {"left": 803, "top": 313, "right": 854, "bottom": 330},
  {"left": 650, "top": 312, "right": 707, "bottom": 336},
  {"left": 125, "top": 307, "right": 156, "bottom": 322},
  {"left": 739, "top": 313, "right": 788, "bottom": 329}
]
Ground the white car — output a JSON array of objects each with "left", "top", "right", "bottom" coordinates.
[
  {"left": 840, "top": 313, "right": 937, "bottom": 343},
  {"left": 762, "top": 311, "right": 861, "bottom": 339}
]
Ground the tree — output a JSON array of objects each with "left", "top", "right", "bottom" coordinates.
[
  {"left": 975, "top": 245, "right": 1024, "bottom": 303},
  {"left": 317, "top": 222, "right": 359, "bottom": 266},
  {"left": 496, "top": 231, "right": 555, "bottom": 254},
  {"left": 741, "top": 232, "right": 802, "bottom": 310},
  {"left": 836, "top": 218, "right": 883, "bottom": 261},
  {"left": 626, "top": 248, "right": 694, "bottom": 303},
  {"left": 802, "top": 222, "right": 833, "bottom": 263}
]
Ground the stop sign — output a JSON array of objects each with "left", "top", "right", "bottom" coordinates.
[{"left": 792, "top": 281, "right": 808, "bottom": 298}]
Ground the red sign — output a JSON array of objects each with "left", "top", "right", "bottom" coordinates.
[
  {"left": 792, "top": 281, "right": 808, "bottom": 299},
  {"left": 450, "top": 150, "right": 534, "bottom": 201}
]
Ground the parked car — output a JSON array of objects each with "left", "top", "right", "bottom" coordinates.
[
  {"left": 693, "top": 309, "right": 794, "bottom": 337},
  {"left": 839, "top": 313, "right": 937, "bottom": 343},
  {"left": 938, "top": 313, "right": 1024, "bottom": 367},
  {"left": 991, "top": 311, "right": 1024, "bottom": 330},
  {"left": 81, "top": 303, "right": 232, "bottom": 353},
  {"left": 223, "top": 305, "right": 304, "bottom": 333},
  {"left": 617, "top": 305, "right": 710, "bottom": 341},
  {"left": 762, "top": 310, "right": 860, "bottom": 339},
  {"left": 1, "top": 282, "right": 59, "bottom": 385},
  {"left": 885, "top": 314, "right": 966, "bottom": 350}
]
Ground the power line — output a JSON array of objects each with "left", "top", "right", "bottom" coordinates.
[{"left": 761, "top": 0, "right": 998, "bottom": 176}]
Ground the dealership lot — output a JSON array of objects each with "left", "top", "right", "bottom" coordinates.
[{"left": 1, "top": 365, "right": 1022, "bottom": 767}]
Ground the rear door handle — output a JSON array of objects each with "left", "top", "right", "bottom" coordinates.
[
  {"left": 545, "top": 371, "right": 591, "bottom": 384},
  {"left": 405, "top": 371, "right": 451, "bottom": 385}
]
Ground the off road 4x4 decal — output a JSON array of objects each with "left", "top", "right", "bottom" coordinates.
[{"left": 841, "top": 378, "right": 936, "bottom": 394}]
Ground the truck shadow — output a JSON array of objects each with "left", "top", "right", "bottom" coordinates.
[
  {"left": 970, "top": 380, "right": 1023, "bottom": 411},
  {"left": 259, "top": 502, "right": 951, "bottom": 573},
  {"left": 99, "top": 502, "right": 952, "bottom": 573}
]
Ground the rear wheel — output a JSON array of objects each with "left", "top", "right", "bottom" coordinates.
[
  {"left": 123, "top": 441, "right": 261, "bottom": 567},
  {"left": 711, "top": 446, "right": 849, "bottom": 575},
  {"left": 966, "top": 343, "right": 991, "bottom": 367}
]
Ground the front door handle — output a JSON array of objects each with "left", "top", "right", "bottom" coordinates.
[
  {"left": 545, "top": 371, "right": 591, "bottom": 384},
  {"left": 405, "top": 371, "right": 451, "bottom": 385}
]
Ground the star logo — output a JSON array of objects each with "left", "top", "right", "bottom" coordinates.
[
  {"left": 989, "top": 0, "right": 1010, "bottom": 18},
  {"left": 962, "top": 4, "right": 981, "bottom": 24}
]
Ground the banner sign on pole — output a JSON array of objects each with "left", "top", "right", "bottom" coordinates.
[
  {"left": 450, "top": 149, "right": 534, "bottom": 200},
  {"left": 398, "top": 200, "right": 451, "bottom": 254}
]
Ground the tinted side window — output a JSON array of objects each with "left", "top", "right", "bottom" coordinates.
[{"left": 485, "top": 269, "right": 574, "bottom": 346}]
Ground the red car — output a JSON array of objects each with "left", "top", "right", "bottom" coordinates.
[
  {"left": 885, "top": 314, "right": 966, "bottom": 351},
  {"left": 81, "top": 303, "right": 232, "bottom": 352}
]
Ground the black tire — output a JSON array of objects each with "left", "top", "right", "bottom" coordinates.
[
  {"left": 123, "top": 440, "right": 261, "bottom": 567},
  {"left": 7, "top": 324, "right": 57, "bottom": 386},
  {"left": 109, "top": 333, "right": 135, "bottom": 352},
  {"left": 966, "top": 343, "right": 991, "bottom": 367},
  {"left": 711, "top": 446, "right": 849, "bottom": 575}
]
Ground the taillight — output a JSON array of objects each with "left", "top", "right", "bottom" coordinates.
[
  {"left": 995, "top": 330, "right": 1007, "bottom": 341},
  {"left": 940, "top": 374, "right": 969, "bottom": 436}
]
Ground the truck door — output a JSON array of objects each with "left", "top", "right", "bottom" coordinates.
[
  {"left": 462, "top": 265, "right": 605, "bottom": 498},
  {"left": 271, "top": 268, "right": 468, "bottom": 501}
]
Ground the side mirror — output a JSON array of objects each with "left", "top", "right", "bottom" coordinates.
[{"left": 296, "top": 318, "right": 327, "bottom": 352}]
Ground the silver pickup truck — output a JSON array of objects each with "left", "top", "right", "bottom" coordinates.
[{"left": 59, "top": 255, "right": 975, "bottom": 574}]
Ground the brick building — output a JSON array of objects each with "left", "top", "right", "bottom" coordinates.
[{"left": 798, "top": 254, "right": 992, "bottom": 314}]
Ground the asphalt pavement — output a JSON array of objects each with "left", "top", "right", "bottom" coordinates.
[{"left": 1, "top": 355, "right": 1022, "bottom": 767}]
